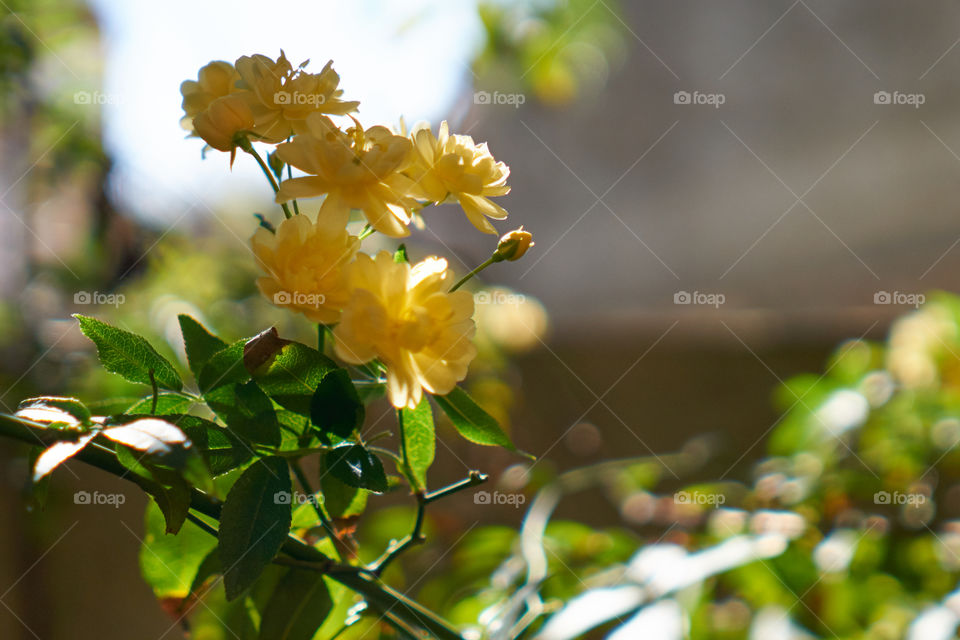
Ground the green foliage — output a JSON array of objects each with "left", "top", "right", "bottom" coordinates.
[
  {"left": 311, "top": 368, "right": 364, "bottom": 441},
  {"left": 325, "top": 444, "right": 388, "bottom": 493},
  {"left": 140, "top": 502, "right": 217, "bottom": 598},
  {"left": 75, "top": 314, "right": 183, "bottom": 391},
  {"left": 179, "top": 314, "right": 229, "bottom": 379},
  {"left": 249, "top": 339, "right": 336, "bottom": 416},
  {"left": 257, "top": 568, "right": 334, "bottom": 640},
  {"left": 219, "top": 456, "right": 292, "bottom": 600},
  {"left": 400, "top": 397, "right": 435, "bottom": 492},
  {"left": 8, "top": 312, "right": 521, "bottom": 639},
  {"left": 435, "top": 386, "right": 516, "bottom": 450}
]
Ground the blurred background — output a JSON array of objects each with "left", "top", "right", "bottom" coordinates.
[{"left": 3, "top": 0, "right": 960, "bottom": 638}]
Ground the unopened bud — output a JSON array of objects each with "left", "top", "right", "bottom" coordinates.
[{"left": 493, "top": 227, "right": 534, "bottom": 262}]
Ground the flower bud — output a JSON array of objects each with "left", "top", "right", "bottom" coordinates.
[
  {"left": 193, "top": 94, "right": 254, "bottom": 152},
  {"left": 493, "top": 227, "right": 534, "bottom": 262}
]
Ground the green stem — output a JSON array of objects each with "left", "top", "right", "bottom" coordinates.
[
  {"left": 289, "top": 459, "right": 341, "bottom": 558},
  {"left": 424, "top": 470, "right": 488, "bottom": 504},
  {"left": 239, "top": 140, "right": 292, "bottom": 219},
  {"left": 286, "top": 162, "right": 300, "bottom": 215},
  {"left": 369, "top": 471, "right": 488, "bottom": 577},
  {"left": 0, "top": 417, "right": 465, "bottom": 640},
  {"left": 369, "top": 495, "right": 426, "bottom": 576},
  {"left": 450, "top": 256, "right": 500, "bottom": 292}
]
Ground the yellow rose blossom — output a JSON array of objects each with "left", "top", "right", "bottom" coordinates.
[
  {"left": 406, "top": 121, "right": 511, "bottom": 234},
  {"left": 274, "top": 114, "right": 418, "bottom": 237},
  {"left": 251, "top": 210, "right": 360, "bottom": 324},
  {"left": 234, "top": 51, "right": 359, "bottom": 143},
  {"left": 180, "top": 61, "right": 241, "bottom": 132},
  {"left": 192, "top": 95, "right": 254, "bottom": 155},
  {"left": 334, "top": 251, "right": 477, "bottom": 409}
]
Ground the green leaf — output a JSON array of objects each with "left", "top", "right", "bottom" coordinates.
[
  {"left": 205, "top": 380, "right": 281, "bottom": 447},
  {"left": 219, "top": 456, "right": 292, "bottom": 600},
  {"left": 250, "top": 340, "right": 336, "bottom": 416},
  {"left": 188, "top": 547, "right": 222, "bottom": 598},
  {"left": 400, "top": 397, "right": 435, "bottom": 492},
  {"left": 74, "top": 314, "right": 183, "bottom": 391},
  {"left": 310, "top": 369, "right": 364, "bottom": 442},
  {"left": 434, "top": 387, "right": 516, "bottom": 451},
  {"left": 17, "top": 396, "right": 91, "bottom": 424},
  {"left": 115, "top": 445, "right": 193, "bottom": 533},
  {"left": 101, "top": 418, "right": 190, "bottom": 457},
  {"left": 151, "top": 478, "right": 193, "bottom": 534},
  {"left": 320, "top": 473, "right": 368, "bottom": 519},
  {"left": 172, "top": 415, "right": 253, "bottom": 476},
  {"left": 393, "top": 243, "right": 408, "bottom": 263},
  {"left": 277, "top": 410, "right": 323, "bottom": 451},
  {"left": 325, "top": 444, "right": 388, "bottom": 493},
  {"left": 32, "top": 434, "right": 96, "bottom": 481},
  {"left": 179, "top": 315, "right": 228, "bottom": 379},
  {"left": 140, "top": 501, "right": 217, "bottom": 598},
  {"left": 258, "top": 568, "right": 334, "bottom": 640},
  {"left": 198, "top": 340, "right": 249, "bottom": 393},
  {"left": 125, "top": 393, "right": 195, "bottom": 416}
]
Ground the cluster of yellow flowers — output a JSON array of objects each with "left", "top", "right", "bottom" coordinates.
[{"left": 181, "top": 52, "right": 532, "bottom": 410}]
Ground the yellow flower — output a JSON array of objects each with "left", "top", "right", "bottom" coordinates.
[
  {"left": 180, "top": 61, "right": 241, "bottom": 132},
  {"left": 334, "top": 251, "right": 477, "bottom": 409},
  {"left": 406, "top": 121, "right": 510, "bottom": 234},
  {"left": 274, "top": 114, "right": 417, "bottom": 237},
  {"left": 251, "top": 211, "right": 360, "bottom": 324},
  {"left": 192, "top": 95, "right": 254, "bottom": 153},
  {"left": 234, "top": 51, "right": 359, "bottom": 143},
  {"left": 493, "top": 226, "right": 534, "bottom": 261}
]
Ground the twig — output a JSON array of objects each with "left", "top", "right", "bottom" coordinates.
[{"left": 289, "top": 459, "right": 341, "bottom": 558}]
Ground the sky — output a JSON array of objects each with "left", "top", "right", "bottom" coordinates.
[{"left": 83, "top": 0, "right": 483, "bottom": 224}]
